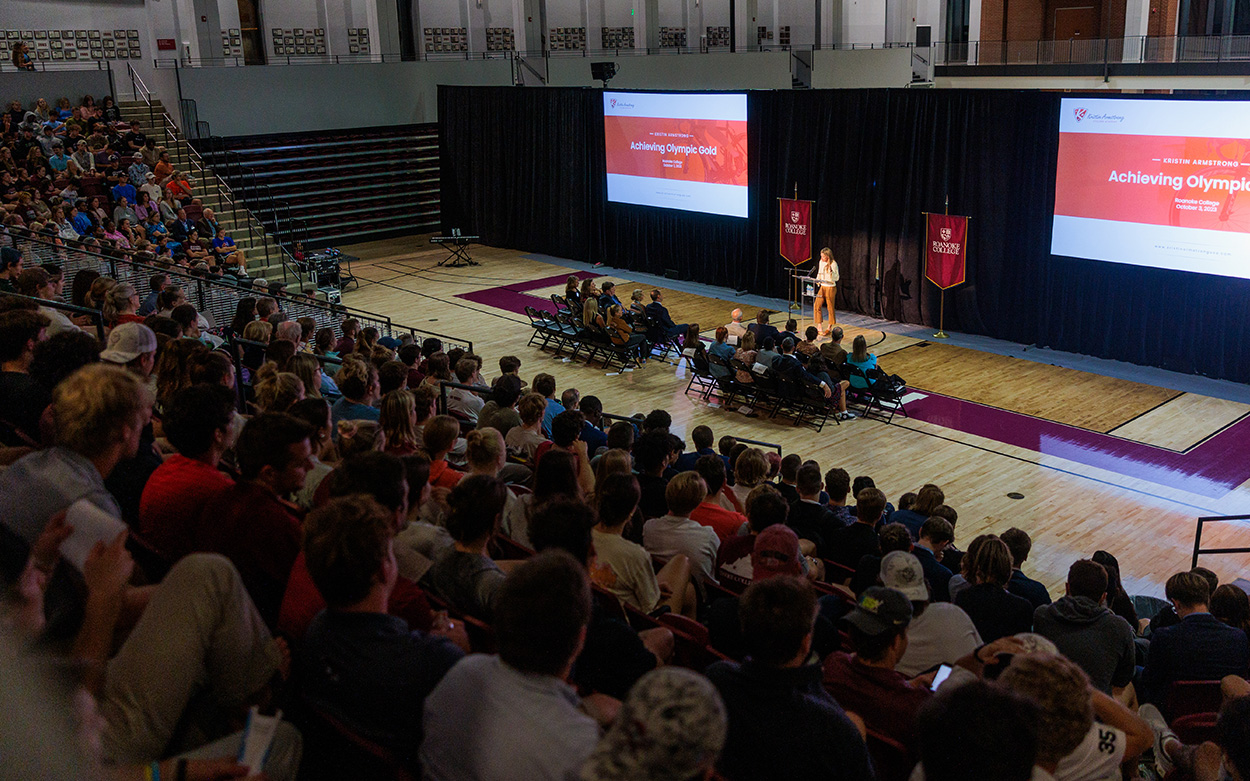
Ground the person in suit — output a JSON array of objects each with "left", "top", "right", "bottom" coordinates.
[
  {"left": 912, "top": 517, "right": 956, "bottom": 603},
  {"left": 1001, "top": 528, "right": 1052, "bottom": 609},
  {"left": 747, "top": 310, "right": 781, "bottom": 347},
  {"left": 1140, "top": 571, "right": 1250, "bottom": 710},
  {"left": 598, "top": 281, "right": 623, "bottom": 312},
  {"left": 644, "top": 289, "right": 688, "bottom": 343}
]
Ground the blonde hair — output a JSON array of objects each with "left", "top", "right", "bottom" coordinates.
[
  {"left": 86, "top": 276, "right": 118, "bottom": 309},
  {"left": 465, "top": 427, "right": 505, "bottom": 471},
  {"left": 101, "top": 282, "right": 137, "bottom": 324},
  {"left": 53, "top": 364, "right": 153, "bottom": 456},
  {"left": 242, "top": 320, "right": 273, "bottom": 342},
  {"left": 253, "top": 363, "right": 305, "bottom": 413},
  {"left": 379, "top": 389, "right": 418, "bottom": 453},
  {"left": 665, "top": 472, "right": 708, "bottom": 516},
  {"left": 733, "top": 448, "right": 769, "bottom": 488},
  {"left": 998, "top": 654, "right": 1093, "bottom": 766},
  {"left": 821, "top": 247, "right": 833, "bottom": 261},
  {"left": 739, "top": 330, "right": 756, "bottom": 352},
  {"left": 287, "top": 353, "right": 323, "bottom": 398},
  {"left": 582, "top": 297, "right": 600, "bottom": 327},
  {"left": 517, "top": 392, "right": 547, "bottom": 426},
  {"left": 423, "top": 414, "right": 461, "bottom": 457}
]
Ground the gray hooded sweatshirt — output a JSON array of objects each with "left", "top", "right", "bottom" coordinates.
[{"left": 1033, "top": 595, "right": 1136, "bottom": 693}]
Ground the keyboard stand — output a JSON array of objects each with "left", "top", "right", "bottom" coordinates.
[{"left": 436, "top": 240, "right": 478, "bottom": 267}]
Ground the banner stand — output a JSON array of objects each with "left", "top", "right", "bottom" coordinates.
[
  {"left": 779, "top": 183, "right": 814, "bottom": 319},
  {"left": 923, "top": 202, "right": 970, "bottom": 340}
]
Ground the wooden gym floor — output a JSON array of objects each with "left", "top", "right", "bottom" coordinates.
[{"left": 339, "top": 235, "right": 1250, "bottom": 597}]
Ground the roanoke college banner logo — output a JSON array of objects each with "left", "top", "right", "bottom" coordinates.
[
  {"left": 1074, "top": 107, "right": 1086, "bottom": 122},
  {"left": 779, "top": 198, "right": 812, "bottom": 266},
  {"left": 925, "top": 213, "right": 969, "bottom": 290}
]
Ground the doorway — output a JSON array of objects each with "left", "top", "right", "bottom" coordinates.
[{"left": 236, "top": 0, "right": 266, "bottom": 64}]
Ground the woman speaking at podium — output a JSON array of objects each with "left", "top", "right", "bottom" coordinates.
[{"left": 814, "top": 247, "right": 839, "bottom": 336}]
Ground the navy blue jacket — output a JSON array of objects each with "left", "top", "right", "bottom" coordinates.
[
  {"left": 911, "top": 544, "right": 954, "bottom": 603},
  {"left": 1008, "top": 569, "right": 1052, "bottom": 609},
  {"left": 1141, "top": 613, "right": 1250, "bottom": 709},
  {"left": 706, "top": 659, "right": 874, "bottom": 781}
]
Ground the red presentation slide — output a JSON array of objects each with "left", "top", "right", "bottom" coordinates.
[
  {"left": 604, "top": 115, "right": 748, "bottom": 186},
  {"left": 1054, "top": 134, "right": 1250, "bottom": 231},
  {"left": 1051, "top": 97, "right": 1250, "bottom": 280}
]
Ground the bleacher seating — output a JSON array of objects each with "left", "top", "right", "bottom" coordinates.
[{"left": 200, "top": 124, "right": 440, "bottom": 247}]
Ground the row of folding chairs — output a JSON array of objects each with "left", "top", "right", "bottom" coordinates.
[
  {"left": 683, "top": 350, "right": 909, "bottom": 427},
  {"left": 554, "top": 294, "right": 688, "bottom": 361},
  {"left": 683, "top": 351, "right": 844, "bottom": 432}
]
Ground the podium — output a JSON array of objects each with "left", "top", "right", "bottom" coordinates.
[{"left": 789, "top": 269, "right": 819, "bottom": 329}]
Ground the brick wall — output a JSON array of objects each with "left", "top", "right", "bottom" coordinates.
[{"left": 980, "top": 0, "right": 1167, "bottom": 40}]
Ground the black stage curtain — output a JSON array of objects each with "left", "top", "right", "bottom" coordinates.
[{"left": 439, "top": 85, "right": 1250, "bottom": 384}]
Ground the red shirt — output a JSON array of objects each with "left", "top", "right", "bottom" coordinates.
[
  {"left": 689, "top": 500, "right": 749, "bottom": 544},
  {"left": 428, "top": 460, "right": 463, "bottom": 489},
  {"left": 278, "top": 552, "right": 434, "bottom": 641},
  {"left": 194, "top": 481, "right": 305, "bottom": 628},
  {"left": 821, "top": 652, "right": 932, "bottom": 747},
  {"left": 138, "top": 454, "right": 234, "bottom": 560}
]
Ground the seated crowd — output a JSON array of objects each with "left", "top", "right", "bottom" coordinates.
[
  {"left": 2, "top": 92, "right": 268, "bottom": 283},
  {"left": 2, "top": 250, "right": 1250, "bottom": 780}
]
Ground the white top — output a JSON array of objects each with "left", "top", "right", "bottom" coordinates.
[
  {"left": 40, "top": 306, "right": 82, "bottom": 337},
  {"left": 896, "top": 602, "right": 983, "bottom": 677},
  {"left": 816, "top": 257, "right": 840, "bottom": 286},
  {"left": 591, "top": 528, "right": 662, "bottom": 613},
  {"left": 912, "top": 765, "right": 1057, "bottom": 781},
  {"left": 643, "top": 514, "right": 720, "bottom": 583},
  {"left": 447, "top": 386, "right": 486, "bottom": 423},
  {"left": 1054, "top": 724, "right": 1126, "bottom": 781},
  {"left": 421, "top": 655, "right": 600, "bottom": 781}
]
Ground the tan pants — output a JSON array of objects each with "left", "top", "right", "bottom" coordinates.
[
  {"left": 814, "top": 284, "right": 836, "bottom": 330},
  {"left": 101, "top": 553, "right": 281, "bottom": 764}
]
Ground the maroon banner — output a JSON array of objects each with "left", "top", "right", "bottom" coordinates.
[
  {"left": 925, "top": 213, "right": 969, "bottom": 290},
  {"left": 779, "top": 198, "right": 812, "bottom": 266}
]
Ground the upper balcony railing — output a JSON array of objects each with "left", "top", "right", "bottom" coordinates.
[
  {"left": 933, "top": 34, "right": 1250, "bottom": 67},
  {"left": 149, "top": 41, "right": 912, "bottom": 68}
]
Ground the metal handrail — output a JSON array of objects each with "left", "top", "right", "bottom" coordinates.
[
  {"left": 931, "top": 34, "right": 1250, "bottom": 66},
  {"left": 594, "top": 411, "right": 784, "bottom": 454},
  {"left": 124, "top": 64, "right": 305, "bottom": 287},
  {"left": 0, "top": 290, "right": 107, "bottom": 341},
  {"left": 1191, "top": 514, "right": 1250, "bottom": 568},
  {"left": 8, "top": 228, "right": 472, "bottom": 353},
  {"left": 150, "top": 41, "right": 918, "bottom": 68}
]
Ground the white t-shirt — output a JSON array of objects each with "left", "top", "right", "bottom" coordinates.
[
  {"left": 1054, "top": 724, "right": 1126, "bottom": 781},
  {"left": 896, "top": 602, "right": 983, "bottom": 677},
  {"left": 643, "top": 514, "right": 720, "bottom": 582},
  {"left": 591, "top": 528, "right": 661, "bottom": 613}
]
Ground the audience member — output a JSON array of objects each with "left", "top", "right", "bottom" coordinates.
[
  {"left": 297, "top": 495, "right": 464, "bottom": 773},
  {"left": 1032, "top": 559, "right": 1136, "bottom": 695},
  {"left": 912, "top": 517, "right": 956, "bottom": 603},
  {"left": 422, "top": 551, "right": 599, "bottom": 781},
  {"left": 138, "top": 383, "right": 236, "bottom": 560},
  {"left": 707, "top": 575, "right": 873, "bottom": 781},
  {"left": 427, "top": 474, "right": 509, "bottom": 620},
  {"left": 1002, "top": 527, "right": 1053, "bottom": 608},
  {"left": 194, "top": 412, "right": 314, "bottom": 626},
  {"left": 1141, "top": 570, "right": 1250, "bottom": 708},
  {"left": 643, "top": 471, "right": 720, "bottom": 582},
  {"left": 953, "top": 534, "right": 1034, "bottom": 642},
  {"left": 689, "top": 454, "right": 749, "bottom": 543}
]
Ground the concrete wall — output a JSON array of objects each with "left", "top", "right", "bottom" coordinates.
[
  {"left": 0, "top": 70, "right": 114, "bottom": 110},
  {"left": 810, "top": 46, "right": 913, "bottom": 86},
  {"left": 545, "top": 50, "right": 793, "bottom": 88},
  {"left": 179, "top": 59, "right": 513, "bottom": 135}
]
